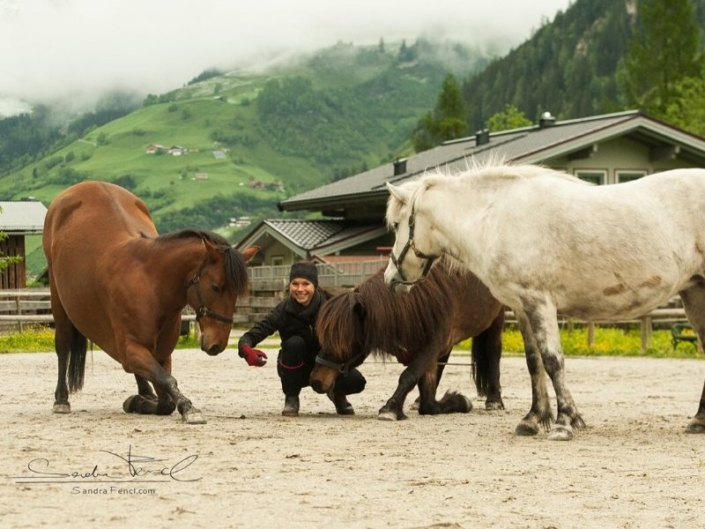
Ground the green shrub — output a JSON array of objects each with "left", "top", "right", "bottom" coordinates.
[{"left": 456, "top": 326, "right": 701, "bottom": 359}]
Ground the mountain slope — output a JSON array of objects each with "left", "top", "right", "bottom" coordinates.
[{"left": 1, "top": 40, "right": 485, "bottom": 238}]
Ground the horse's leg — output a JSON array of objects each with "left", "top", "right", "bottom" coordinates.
[
  {"left": 514, "top": 312, "right": 553, "bottom": 436},
  {"left": 378, "top": 347, "right": 440, "bottom": 420},
  {"left": 410, "top": 350, "right": 449, "bottom": 411},
  {"left": 377, "top": 367, "right": 418, "bottom": 420},
  {"left": 524, "top": 303, "right": 584, "bottom": 441},
  {"left": 52, "top": 311, "right": 72, "bottom": 414},
  {"left": 472, "top": 311, "right": 505, "bottom": 410},
  {"left": 121, "top": 345, "right": 203, "bottom": 424},
  {"left": 678, "top": 285, "right": 705, "bottom": 433},
  {"left": 51, "top": 299, "right": 87, "bottom": 414}
]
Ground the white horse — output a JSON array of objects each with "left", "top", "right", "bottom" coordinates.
[{"left": 384, "top": 162, "right": 705, "bottom": 440}]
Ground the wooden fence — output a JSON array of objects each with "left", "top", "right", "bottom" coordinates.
[{"left": 0, "top": 261, "right": 698, "bottom": 352}]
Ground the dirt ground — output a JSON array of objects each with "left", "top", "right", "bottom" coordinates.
[{"left": 2, "top": 335, "right": 705, "bottom": 529}]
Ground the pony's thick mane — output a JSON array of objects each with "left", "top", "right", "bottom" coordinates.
[
  {"left": 157, "top": 228, "right": 249, "bottom": 295},
  {"left": 316, "top": 263, "right": 455, "bottom": 361}
]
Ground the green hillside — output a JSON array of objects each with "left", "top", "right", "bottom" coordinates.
[{"left": 2, "top": 40, "right": 482, "bottom": 234}]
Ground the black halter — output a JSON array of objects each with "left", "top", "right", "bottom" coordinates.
[
  {"left": 389, "top": 203, "right": 438, "bottom": 285},
  {"left": 187, "top": 257, "right": 234, "bottom": 325},
  {"left": 314, "top": 352, "right": 366, "bottom": 374}
]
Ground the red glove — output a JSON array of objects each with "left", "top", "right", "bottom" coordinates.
[{"left": 240, "top": 345, "right": 267, "bottom": 367}]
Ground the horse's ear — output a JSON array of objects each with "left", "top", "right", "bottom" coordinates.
[
  {"left": 241, "top": 245, "right": 260, "bottom": 263},
  {"left": 352, "top": 292, "right": 366, "bottom": 321},
  {"left": 386, "top": 182, "right": 410, "bottom": 205}
]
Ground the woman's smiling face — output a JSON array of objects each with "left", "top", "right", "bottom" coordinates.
[{"left": 289, "top": 278, "right": 315, "bottom": 306}]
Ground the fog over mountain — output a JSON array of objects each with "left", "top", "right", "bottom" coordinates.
[{"left": 0, "top": 0, "right": 573, "bottom": 114}]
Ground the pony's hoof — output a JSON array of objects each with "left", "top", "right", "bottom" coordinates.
[
  {"left": 547, "top": 425, "right": 573, "bottom": 441},
  {"left": 461, "top": 395, "right": 473, "bottom": 413},
  {"left": 685, "top": 419, "right": 705, "bottom": 434},
  {"left": 378, "top": 410, "right": 404, "bottom": 421},
  {"left": 53, "top": 402, "right": 71, "bottom": 414},
  {"left": 183, "top": 410, "right": 207, "bottom": 425},
  {"left": 485, "top": 401, "right": 505, "bottom": 411}
]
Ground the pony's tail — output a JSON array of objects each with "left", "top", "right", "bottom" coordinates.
[
  {"left": 470, "top": 311, "right": 504, "bottom": 398},
  {"left": 67, "top": 321, "right": 88, "bottom": 393}
]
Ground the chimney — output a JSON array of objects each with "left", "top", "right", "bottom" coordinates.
[
  {"left": 475, "top": 129, "right": 490, "bottom": 146},
  {"left": 393, "top": 158, "right": 407, "bottom": 176},
  {"left": 539, "top": 111, "right": 556, "bottom": 128}
]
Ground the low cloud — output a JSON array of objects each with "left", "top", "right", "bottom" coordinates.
[{"left": 0, "top": 0, "right": 572, "bottom": 110}]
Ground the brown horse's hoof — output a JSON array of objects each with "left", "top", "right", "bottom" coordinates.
[
  {"left": 53, "top": 402, "right": 71, "bottom": 414},
  {"left": 123, "top": 395, "right": 139, "bottom": 413}
]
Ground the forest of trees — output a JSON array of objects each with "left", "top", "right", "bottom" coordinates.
[{"left": 414, "top": 0, "right": 705, "bottom": 149}]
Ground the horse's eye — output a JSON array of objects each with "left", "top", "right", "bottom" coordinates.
[{"left": 211, "top": 284, "right": 223, "bottom": 294}]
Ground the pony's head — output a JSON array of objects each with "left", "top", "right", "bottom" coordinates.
[
  {"left": 383, "top": 179, "right": 441, "bottom": 294},
  {"left": 184, "top": 233, "right": 259, "bottom": 355},
  {"left": 309, "top": 290, "right": 367, "bottom": 394}
]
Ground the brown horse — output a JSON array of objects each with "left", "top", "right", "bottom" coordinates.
[
  {"left": 310, "top": 260, "right": 504, "bottom": 420},
  {"left": 42, "top": 181, "right": 258, "bottom": 424}
]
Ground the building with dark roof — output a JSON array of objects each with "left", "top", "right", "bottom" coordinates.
[
  {"left": 238, "top": 110, "right": 705, "bottom": 265},
  {"left": 0, "top": 200, "right": 48, "bottom": 288}
]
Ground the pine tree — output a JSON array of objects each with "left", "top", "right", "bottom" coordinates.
[
  {"left": 621, "top": 0, "right": 703, "bottom": 116},
  {"left": 411, "top": 73, "right": 468, "bottom": 152}
]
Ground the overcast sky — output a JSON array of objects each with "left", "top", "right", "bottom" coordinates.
[{"left": 0, "top": 0, "right": 573, "bottom": 114}]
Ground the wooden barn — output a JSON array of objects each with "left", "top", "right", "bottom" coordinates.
[{"left": 0, "top": 200, "right": 47, "bottom": 289}]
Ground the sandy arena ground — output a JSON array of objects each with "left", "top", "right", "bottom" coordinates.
[{"left": 2, "top": 336, "right": 705, "bottom": 529}]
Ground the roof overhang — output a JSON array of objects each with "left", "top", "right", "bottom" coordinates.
[{"left": 517, "top": 114, "right": 705, "bottom": 165}]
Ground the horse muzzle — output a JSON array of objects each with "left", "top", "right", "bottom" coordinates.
[{"left": 201, "top": 339, "right": 225, "bottom": 356}]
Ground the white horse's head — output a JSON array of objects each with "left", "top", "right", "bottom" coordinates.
[{"left": 383, "top": 179, "right": 442, "bottom": 294}]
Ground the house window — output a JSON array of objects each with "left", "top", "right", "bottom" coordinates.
[
  {"left": 575, "top": 170, "right": 605, "bottom": 185},
  {"left": 271, "top": 255, "right": 284, "bottom": 266},
  {"left": 616, "top": 171, "right": 646, "bottom": 183}
]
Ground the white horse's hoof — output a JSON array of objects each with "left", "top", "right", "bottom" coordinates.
[{"left": 547, "top": 425, "right": 573, "bottom": 441}]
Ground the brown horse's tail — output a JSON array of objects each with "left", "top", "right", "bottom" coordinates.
[
  {"left": 470, "top": 311, "right": 504, "bottom": 398},
  {"left": 67, "top": 321, "right": 88, "bottom": 393}
]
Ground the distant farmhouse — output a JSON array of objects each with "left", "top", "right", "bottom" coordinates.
[
  {"left": 237, "top": 110, "right": 705, "bottom": 267},
  {"left": 145, "top": 144, "right": 187, "bottom": 156}
]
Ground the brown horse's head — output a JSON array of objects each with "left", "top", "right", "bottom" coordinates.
[
  {"left": 310, "top": 290, "right": 367, "bottom": 393},
  {"left": 186, "top": 236, "right": 258, "bottom": 355}
]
